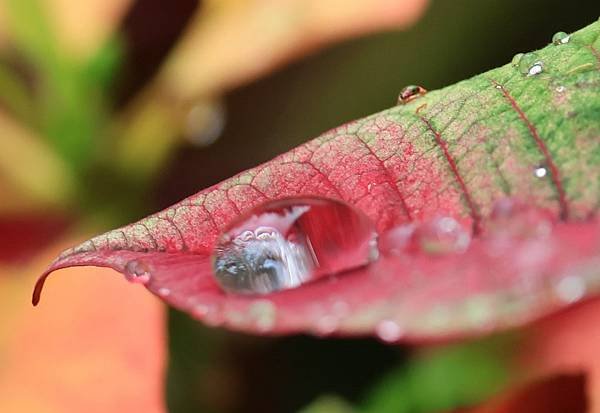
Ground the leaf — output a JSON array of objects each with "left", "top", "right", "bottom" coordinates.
[{"left": 34, "top": 22, "right": 600, "bottom": 341}]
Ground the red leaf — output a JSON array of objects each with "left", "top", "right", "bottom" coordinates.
[
  {"left": 33, "top": 22, "right": 600, "bottom": 340},
  {"left": 0, "top": 214, "right": 70, "bottom": 264}
]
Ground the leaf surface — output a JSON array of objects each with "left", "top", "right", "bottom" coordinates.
[{"left": 34, "top": 22, "right": 600, "bottom": 341}]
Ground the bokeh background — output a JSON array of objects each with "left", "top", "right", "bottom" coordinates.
[{"left": 0, "top": 1, "right": 599, "bottom": 412}]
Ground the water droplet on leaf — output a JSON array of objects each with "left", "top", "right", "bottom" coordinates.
[
  {"left": 554, "top": 275, "right": 585, "bottom": 303},
  {"left": 511, "top": 53, "right": 524, "bottom": 67},
  {"left": 376, "top": 320, "right": 403, "bottom": 342},
  {"left": 380, "top": 218, "right": 470, "bottom": 255},
  {"left": 397, "top": 85, "right": 427, "bottom": 105},
  {"left": 124, "top": 259, "right": 151, "bottom": 284},
  {"left": 415, "top": 217, "right": 471, "bottom": 255},
  {"left": 552, "top": 31, "right": 570, "bottom": 45},
  {"left": 518, "top": 53, "right": 543, "bottom": 76},
  {"left": 158, "top": 287, "right": 171, "bottom": 297},
  {"left": 212, "top": 197, "right": 377, "bottom": 295},
  {"left": 248, "top": 299, "right": 276, "bottom": 332},
  {"left": 486, "top": 197, "right": 552, "bottom": 242}
]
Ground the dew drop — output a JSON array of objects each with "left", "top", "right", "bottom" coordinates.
[
  {"left": 124, "top": 260, "right": 151, "bottom": 284},
  {"left": 518, "top": 53, "right": 543, "bottom": 76},
  {"left": 248, "top": 299, "right": 277, "bottom": 332},
  {"left": 534, "top": 165, "right": 548, "bottom": 178},
  {"left": 212, "top": 196, "right": 378, "bottom": 295},
  {"left": 511, "top": 53, "right": 524, "bottom": 67},
  {"left": 554, "top": 275, "right": 586, "bottom": 303},
  {"left": 315, "top": 315, "right": 339, "bottom": 335},
  {"left": 380, "top": 218, "right": 470, "bottom": 256},
  {"left": 415, "top": 217, "right": 471, "bottom": 255},
  {"left": 376, "top": 320, "right": 403, "bottom": 342},
  {"left": 378, "top": 223, "right": 416, "bottom": 255},
  {"left": 552, "top": 31, "right": 570, "bottom": 45},
  {"left": 486, "top": 197, "right": 552, "bottom": 242},
  {"left": 397, "top": 85, "right": 427, "bottom": 105}
]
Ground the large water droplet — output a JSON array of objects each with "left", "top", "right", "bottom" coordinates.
[
  {"left": 124, "top": 259, "right": 151, "bottom": 284},
  {"left": 212, "top": 197, "right": 377, "bottom": 295},
  {"left": 397, "top": 85, "right": 427, "bottom": 105},
  {"left": 552, "top": 31, "right": 570, "bottom": 45}
]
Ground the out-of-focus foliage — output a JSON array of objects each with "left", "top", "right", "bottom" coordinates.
[{"left": 0, "top": 240, "right": 165, "bottom": 412}]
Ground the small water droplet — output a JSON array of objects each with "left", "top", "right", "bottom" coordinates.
[
  {"left": 212, "top": 197, "right": 378, "bottom": 295},
  {"left": 486, "top": 197, "right": 552, "bottom": 243},
  {"left": 380, "top": 218, "right": 470, "bottom": 256},
  {"left": 511, "top": 53, "right": 524, "bottom": 67},
  {"left": 376, "top": 320, "right": 403, "bottom": 342},
  {"left": 534, "top": 165, "right": 548, "bottom": 178},
  {"left": 415, "top": 217, "right": 471, "bottom": 255},
  {"left": 397, "top": 85, "right": 427, "bottom": 105},
  {"left": 124, "top": 260, "right": 151, "bottom": 284},
  {"left": 158, "top": 287, "right": 171, "bottom": 297},
  {"left": 552, "top": 31, "right": 570, "bottom": 45},
  {"left": 248, "top": 299, "right": 277, "bottom": 332},
  {"left": 315, "top": 315, "right": 338, "bottom": 335},
  {"left": 554, "top": 275, "right": 586, "bottom": 303},
  {"left": 379, "top": 223, "right": 417, "bottom": 255},
  {"left": 518, "top": 53, "right": 543, "bottom": 76}
]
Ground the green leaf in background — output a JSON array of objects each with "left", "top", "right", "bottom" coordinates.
[
  {"left": 4, "top": 0, "right": 122, "bottom": 174},
  {"left": 362, "top": 338, "right": 513, "bottom": 413}
]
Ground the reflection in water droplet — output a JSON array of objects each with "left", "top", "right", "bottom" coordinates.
[
  {"left": 552, "top": 31, "right": 570, "bottom": 45},
  {"left": 534, "top": 165, "right": 548, "bottom": 178},
  {"left": 554, "top": 275, "right": 585, "bottom": 303},
  {"left": 212, "top": 197, "right": 377, "bottom": 295},
  {"left": 124, "top": 260, "right": 151, "bottom": 284},
  {"left": 376, "top": 320, "right": 403, "bottom": 342},
  {"left": 397, "top": 85, "right": 427, "bottom": 105},
  {"left": 512, "top": 53, "right": 524, "bottom": 67},
  {"left": 528, "top": 62, "right": 544, "bottom": 76}
]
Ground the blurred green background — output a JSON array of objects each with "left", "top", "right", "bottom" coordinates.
[{"left": 0, "top": 0, "right": 598, "bottom": 412}]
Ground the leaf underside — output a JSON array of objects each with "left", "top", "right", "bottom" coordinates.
[{"left": 34, "top": 22, "right": 600, "bottom": 341}]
